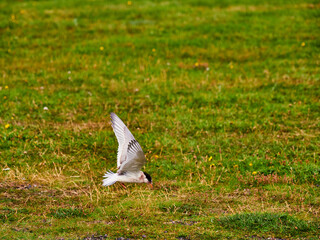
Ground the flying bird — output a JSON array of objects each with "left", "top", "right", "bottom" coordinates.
[{"left": 102, "top": 112, "right": 153, "bottom": 188}]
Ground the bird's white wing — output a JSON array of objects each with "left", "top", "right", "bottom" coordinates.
[
  {"left": 118, "top": 129, "right": 146, "bottom": 174},
  {"left": 110, "top": 112, "right": 135, "bottom": 168}
]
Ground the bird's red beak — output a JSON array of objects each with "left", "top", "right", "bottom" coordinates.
[{"left": 149, "top": 183, "right": 153, "bottom": 189}]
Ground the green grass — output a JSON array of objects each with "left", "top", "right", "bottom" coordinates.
[
  {"left": 50, "top": 208, "right": 90, "bottom": 219},
  {"left": 216, "top": 213, "right": 318, "bottom": 237},
  {"left": 0, "top": 0, "right": 319, "bottom": 239}
]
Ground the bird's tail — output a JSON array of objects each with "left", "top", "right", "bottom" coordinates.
[{"left": 102, "top": 170, "right": 117, "bottom": 186}]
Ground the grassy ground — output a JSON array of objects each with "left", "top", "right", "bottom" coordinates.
[{"left": 0, "top": 0, "right": 319, "bottom": 239}]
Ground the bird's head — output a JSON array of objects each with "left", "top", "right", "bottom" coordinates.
[{"left": 143, "top": 172, "right": 153, "bottom": 188}]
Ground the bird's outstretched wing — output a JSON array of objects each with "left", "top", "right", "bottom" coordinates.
[
  {"left": 118, "top": 128, "right": 146, "bottom": 174},
  {"left": 110, "top": 113, "right": 146, "bottom": 172},
  {"left": 110, "top": 112, "right": 135, "bottom": 168}
]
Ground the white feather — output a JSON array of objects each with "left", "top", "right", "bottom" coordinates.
[
  {"left": 102, "top": 170, "right": 117, "bottom": 186},
  {"left": 110, "top": 112, "right": 135, "bottom": 168}
]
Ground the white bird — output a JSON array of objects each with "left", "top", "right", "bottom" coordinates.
[{"left": 102, "top": 112, "right": 153, "bottom": 188}]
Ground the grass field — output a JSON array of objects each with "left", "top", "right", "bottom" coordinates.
[{"left": 0, "top": 0, "right": 319, "bottom": 239}]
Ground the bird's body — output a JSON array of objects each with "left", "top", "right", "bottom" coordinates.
[{"left": 102, "top": 113, "right": 152, "bottom": 187}]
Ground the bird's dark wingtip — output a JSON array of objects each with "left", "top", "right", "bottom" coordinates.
[{"left": 110, "top": 112, "right": 117, "bottom": 122}]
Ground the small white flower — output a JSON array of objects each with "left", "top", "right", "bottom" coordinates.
[
  {"left": 73, "top": 18, "right": 78, "bottom": 27},
  {"left": 68, "top": 71, "right": 71, "bottom": 74},
  {"left": 206, "top": 67, "right": 210, "bottom": 71},
  {"left": 43, "top": 107, "right": 49, "bottom": 111}
]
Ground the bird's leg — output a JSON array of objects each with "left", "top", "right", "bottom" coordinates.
[{"left": 119, "top": 182, "right": 127, "bottom": 189}]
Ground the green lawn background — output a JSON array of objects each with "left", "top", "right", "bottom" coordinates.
[{"left": 0, "top": 0, "right": 319, "bottom": 239}]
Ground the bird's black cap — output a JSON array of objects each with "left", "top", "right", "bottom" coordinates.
[{"left": 143, "top": 172, "right": 152, "bottom": 183}]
